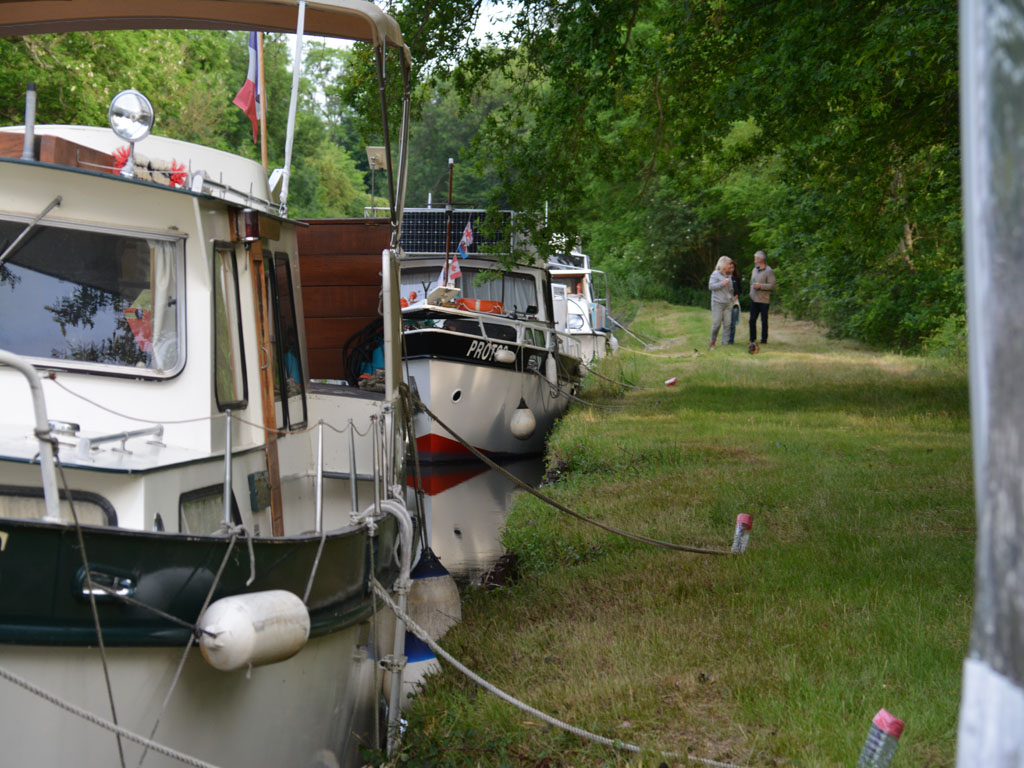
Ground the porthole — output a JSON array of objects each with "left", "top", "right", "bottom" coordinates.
[{"left": 451, "top": 389, "right": 463, "bottom": 403}]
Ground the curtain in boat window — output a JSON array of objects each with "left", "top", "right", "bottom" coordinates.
[
  {"left": 150, "top": 239, "right": 178, "bottom": 370},
  {"left": 459, "top": 268, "right": 537, "bottom": 316},
  {"left": 213, "top": 244, "right": 247, "bottom": 410}
]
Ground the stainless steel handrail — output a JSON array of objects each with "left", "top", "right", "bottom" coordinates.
[
  {"left": 75, "top": 424, "right": 164, "bottom": 460},
  {"left": 0, "top": 349, "right": 60, "bottom": 521}
]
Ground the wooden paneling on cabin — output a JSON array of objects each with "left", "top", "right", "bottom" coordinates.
[
  {"left": 297, "top": 218, "right": 390, "bottom": 380},
  {"left": 0, "top": 132, "right": 114, "bottom": 172}
]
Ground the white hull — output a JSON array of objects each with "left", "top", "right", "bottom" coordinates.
[
  {"left": 417, "top": 458, "right": 545, "bottom": 581},
  {"left": 1, "top": 628, "right": 384, "bottom": 768},
  {"left": 565, "top": 330, "right": 611, "bottom": 365},
  {"left": 408, "top": 356, "right": 570, "bottom": 460}
]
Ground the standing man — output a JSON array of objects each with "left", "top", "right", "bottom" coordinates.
[{"left": 749, "top": 250, "right": 776, "bottom": 345}]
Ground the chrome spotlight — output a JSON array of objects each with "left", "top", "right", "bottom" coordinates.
[{"left": 108, "top": 89, "right": 154, "bottom": 178}]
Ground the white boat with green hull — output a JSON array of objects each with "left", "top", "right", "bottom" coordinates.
[{"left": 0, "top": 2, "right": 416, "bottom": 766}]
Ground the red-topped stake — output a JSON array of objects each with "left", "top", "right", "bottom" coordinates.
[{"left": 857, "top": 708, "right": 905, "bottom": 767}]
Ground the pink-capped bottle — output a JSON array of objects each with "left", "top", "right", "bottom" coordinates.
[
  {"left": 731, "top": 513, "right": 752, "bottom": 554},
  {"left": 856, "top": 709, "right": 905, "bottom": 767}
]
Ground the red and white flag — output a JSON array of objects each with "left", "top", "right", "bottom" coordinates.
[
  {"left": 457, "top": 219, "right": 473, "bottom": 258},
  {"left": 447, "top": 253, "right": 462, "bottom": 280},
  {"left": 233, "top": 31, "right": 260, "bottom": 143},
  {"left": 438, "top": 253, "right": 461, "bottom": 289}
]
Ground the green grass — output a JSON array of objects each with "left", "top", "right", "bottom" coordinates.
[{"left": 384, "top": 302, "right": 972, "bottom": 767}]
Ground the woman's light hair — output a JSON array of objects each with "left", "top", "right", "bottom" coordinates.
[{"left": 715, "top": 256, "right": 733, "bottom": 271}]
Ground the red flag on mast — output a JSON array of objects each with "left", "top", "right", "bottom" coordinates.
[{"left": 233, "top": 31, "right": 260, "bottom": 143}]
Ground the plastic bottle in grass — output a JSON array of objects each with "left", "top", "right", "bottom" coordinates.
[
  {"left": 731, "top": 513, "right": 752, "bottom": 554},
  {"left": 857, "top": 708, "right": 905, "bottom": 767}
]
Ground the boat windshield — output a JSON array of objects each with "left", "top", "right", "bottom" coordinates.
[
  {"left": 0, "top": 218, "right": 183, "bottom": 375},
  {"left": 400, "top": 265, "right": 538, "bottom": 316}
]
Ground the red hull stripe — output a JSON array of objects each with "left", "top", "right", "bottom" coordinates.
[
  {"left": 405, "top": 463, "right": 489, "bottom": 495},
  {"left": 415, "top": 432, "right": 487, "bottom": 460}
]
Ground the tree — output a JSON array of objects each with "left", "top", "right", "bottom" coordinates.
[
  {"left": 0, "top": 29, "right": 372, "bottom": 219},
  {"left": 391, "top": 0, "right": 961, "bottom": 349}
]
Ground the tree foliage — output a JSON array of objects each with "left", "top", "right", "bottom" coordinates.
[
  {"left": 0, "top": 30, "right": 371, "bottom": 218},
  {"left": 0, "top": 2, "right": 963, "bottom": 350},
  {"left": 395, "top": 0, "right": 961, "bottom": 350}
]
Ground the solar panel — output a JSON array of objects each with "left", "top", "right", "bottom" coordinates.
[{"left": 397, "top": 208, "right": 518, "bottom": 256}]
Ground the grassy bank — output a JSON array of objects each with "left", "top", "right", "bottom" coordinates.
[{"left": 388, "top": 302, "right": 972, "bottom": 767}]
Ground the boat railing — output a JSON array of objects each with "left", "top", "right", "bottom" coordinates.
[
  {"left": 403, "top": 306, "right": 558, "bottom": 349},
  {"left": 75, "top": 425, "right": 165, "bottom": 460},
  {"left": 0, "top": 348, "right": 60, "bottom": 521},
  {"left": 0, "top": 357, "right": 401, "bottom": 533}
]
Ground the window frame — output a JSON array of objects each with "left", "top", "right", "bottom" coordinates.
[
  {"left": 178, "top": 483, "right": 242, "bottom": 535},
  {"left": 0, "top": 215, "right": 187, "bottom": 379},
  {"left": 265, "top": 250, "right": 307, "bottom": 431},
  {"left": 212, "top": 242, "right": 249, "bottom": 412}
]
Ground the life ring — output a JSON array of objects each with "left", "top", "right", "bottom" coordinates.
[{"left": 455, "top": 298, "right": 504, "bottom": 314}]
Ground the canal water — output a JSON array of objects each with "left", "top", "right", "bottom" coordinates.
[{"left": 409, "top": 457, "right": 546, "bottom": 583}]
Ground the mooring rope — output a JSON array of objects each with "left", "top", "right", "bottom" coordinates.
[
  {"left": 0, "top": 664, "right": 223, "bottom": 768},
  {"left": 610, "top": 316, "right": 658, "bottom": 347},
  {"left": 578, "top": 360, "right": 652, "bottom": 390},
  {"left": 54, "top": 451, "right": 127, "bottom": 768},
  {"left": 371, "top": 579, "right": 747, "bottom": 768},
  {"left": 48, "top": 373, "right": 372, "bottom": 438},
  {"left": 540, "top": 374, "right": 635, "bottom": 410},
  {"left": 135, "top": 527, "right": 245, "bottom": 768},
  {"left": 401, "top": 385, "right": 730, "bottom": 556},
  {"left": 621, "top": 346, "right": 700, "bottom": 360}
]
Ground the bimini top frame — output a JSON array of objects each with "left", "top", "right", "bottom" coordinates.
[
  {"left": 0, "top": 0, "right": 410, "bottom": 60},
  {"left": 0, "top": 0, "right": 412, "bottom": 238}
]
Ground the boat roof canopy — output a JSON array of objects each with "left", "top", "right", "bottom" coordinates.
[{"left": 0, "top": 0, "right": 410, "bottom": 62}]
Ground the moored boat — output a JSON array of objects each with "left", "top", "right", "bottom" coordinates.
[
  {"left": 0, "top": 2, "right": 415, "bottom": 766},
  {"left": 549, "top": 247, "right": 617, "bottom": 364},
  {"left": 400, "top": 253, "right": 582, "bottom": 462}
]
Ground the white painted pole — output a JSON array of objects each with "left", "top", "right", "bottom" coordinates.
[
  {"left": 279, "top": 0, "right": 306, "bottom": 211},
  {"left": 957, "top": 2, "right": 1024, "bottom": 764}
]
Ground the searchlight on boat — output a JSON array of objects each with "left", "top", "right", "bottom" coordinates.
[{"left": 107, "top": 88, "right": 153, "bottom": 178}]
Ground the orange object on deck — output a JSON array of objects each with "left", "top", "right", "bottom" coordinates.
[{"left": 455, "top": 297, "right": 504, "bottom": 314}]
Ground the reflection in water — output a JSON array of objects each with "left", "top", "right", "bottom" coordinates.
[{"left": 409, "top": 458, "right": 545, "bottom": 583}]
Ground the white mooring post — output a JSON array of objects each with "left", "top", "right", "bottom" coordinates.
[{"left": 957, "top": 2, "right": 1024, "bottom": 764}]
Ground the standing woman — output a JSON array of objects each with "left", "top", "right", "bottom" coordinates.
[{"left": 708, "top": 256, "right": 734, "bottom": 349}]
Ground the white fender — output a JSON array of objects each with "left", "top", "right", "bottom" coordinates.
[
  {"left": 510, "top": 398, "right": 536, "bottom": 440},
  {"left": 198, "top": 590, "right": 310, "bottom": 672}
]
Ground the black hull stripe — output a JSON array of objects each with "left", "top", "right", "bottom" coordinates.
[{"left": 0, "top": 517, "right": 400, "bottom": 646}]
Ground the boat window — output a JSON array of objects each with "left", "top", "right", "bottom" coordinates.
[
  {"left": 552, "top": 276, "right": 579, "bottom": 294},
  {"left": 524, "top": 327, "right": 546, "bottom": 347},
  {"left": 179, "top": 484, "right": 241, "bottom": 535},
  {"left": 400, "top": 266, "right": 440, "bottom": 304},
  {"left": 482, "top": 323, "right": 517, "bottom": 342},
  {"left": 268, "top": 251, "right": 307, "bottom": 430},
  {"left": 0, "top": 218, "right": 182, "bottom": 376},
  {"left": 0, "top": 485, "right": 115, "bottom": 526},
  {"left": 213, "top": 244, "right": 248, "bottom": 410},
  {"left": 459, "top": 268, "right": 538, "bottom": 317}
]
